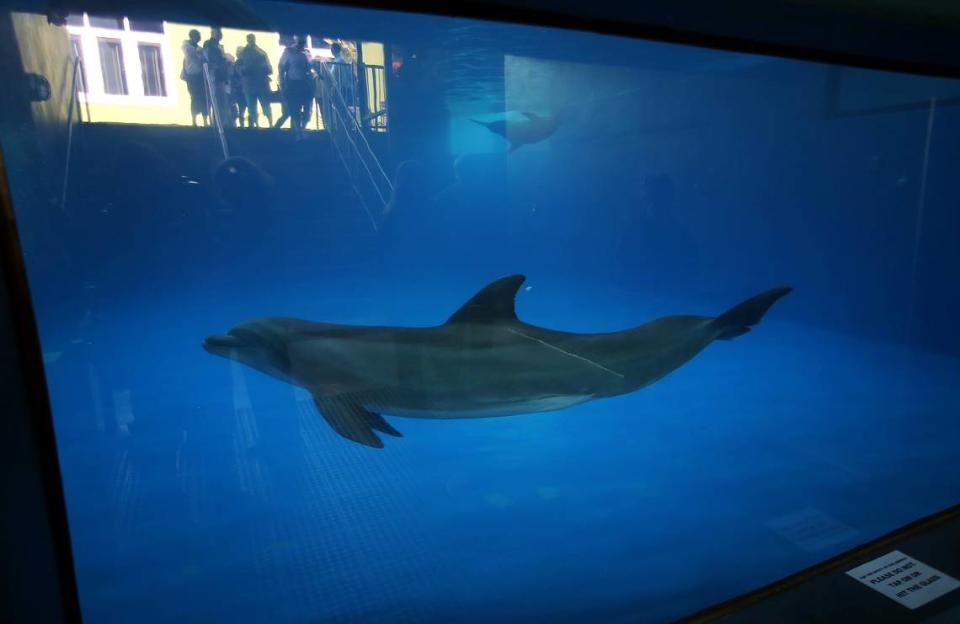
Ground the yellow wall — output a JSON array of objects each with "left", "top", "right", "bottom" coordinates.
[
  {"left": 360, "top": 42, "right": 383, "bottom": 67},
  {"left": 12, "top": 12, "right": 73, "bottom": 129},
  {"left": 7, "top": 13, "right": 75, "bottom": 241},
  {"left": 84, "top": 23, "right": 285, "bottom": 126}
]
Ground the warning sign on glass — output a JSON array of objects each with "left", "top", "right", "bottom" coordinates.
[{"left": 846, "top": 550, "right": 959, "bottom": 610}]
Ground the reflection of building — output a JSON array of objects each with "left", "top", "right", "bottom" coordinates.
[
  {"left": 64, "top": 12, "right": 386, "bottom": 129},
  {"left": 66, "top": 14, "right": 173, "bottom": 104}
]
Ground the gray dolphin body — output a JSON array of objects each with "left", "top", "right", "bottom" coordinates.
[
  {"left": 472, "top": 112, "right": 561, "bottom": 152},
  {"left": 203, "top": 276, "right": 790, "bottom": 447}
]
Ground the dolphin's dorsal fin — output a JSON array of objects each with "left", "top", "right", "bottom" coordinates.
[
  {"left": 522, "top": 111, "right": 540, "bottom": 120},
  {"left": 447, "top": 275, "right": 526, "bottom": 324}
]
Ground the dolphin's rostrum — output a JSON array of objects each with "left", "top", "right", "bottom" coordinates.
[{"left": 203, "top": 276, "right": 791, "bottom": 447}]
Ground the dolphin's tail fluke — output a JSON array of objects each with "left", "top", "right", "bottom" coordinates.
[{"left": 712, "top": 287, "right": 792, "bottom": 340}]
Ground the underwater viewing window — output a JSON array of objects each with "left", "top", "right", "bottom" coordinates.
[{"left": 0, "top": 0, "right": 959, "bottom": 622}]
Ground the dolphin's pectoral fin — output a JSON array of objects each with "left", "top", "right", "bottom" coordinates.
[
  {"left": 364, "top": 411, "right": 403, "bottom": 437},
  {"left": 313, "top": 397, "right": 401, "bottom": 448}
]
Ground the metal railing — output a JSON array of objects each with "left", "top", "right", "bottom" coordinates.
[
  {"left": 62, "top": 54, "right": 90, "bottom": 211},
  {"left": 363, "top": 64, "right": 388, "bottom": 132},
  {"left": 318, "top": 61, "right": 393, "bottom": 232},
  {"left": 202, "top": 63, "right": 230, "bottom": 159}
]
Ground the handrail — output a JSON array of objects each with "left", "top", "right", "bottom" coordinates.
[
  {"left": 318, "top": 62, "right": 394, "bottom": 232},
  {"left": 61, "top": 54, "right": 86, "bottom": 212},
  {"left": 325, "top": 99, "right": 382, "bottom": 231},
  {"left": 329, "top": 101, "right": 389, "bottom": 208},
  {"left": 324, "top": 62, "right": 393, "bottom": 193},
  {"left": 202, "top": 62, "right": 230, "bottom": 160},
  {"left": 326, "top": 63, "right": 392, "bottom": 189},
  {"left": 362, "top": 64, "right": 388, "bottom": 131},
  {"left": 327, "top": 132, "right": 380, "bottom": 232}
]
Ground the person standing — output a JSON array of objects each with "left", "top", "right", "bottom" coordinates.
[
  {"left": 323, "top": 42, "right": 356, "bottom": 124},
  {"left": 228, "top": 50, "right": 247, "bottom": 127},
  {"left": 278, "top": 35, "right": 313, "bottom": 139},
  {"left": 238, "top": 34, "right": 273, "bottom": 128},
  {"left": 202, "top": 27, "right": 231, "bottom": 127},
  {"left": 180, "top": 29, "right": 207, "bottom": 126},
  {"left": 328, "top": 44, "right": 352, "bottom": 94}
]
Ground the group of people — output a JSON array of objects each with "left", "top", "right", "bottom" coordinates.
[{"left": 181, "top": 29, "right": 352, "bottom": 137}]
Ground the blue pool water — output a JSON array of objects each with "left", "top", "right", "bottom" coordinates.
[{"left": 4, "top": 3, "right": 960, "bottom": 622}]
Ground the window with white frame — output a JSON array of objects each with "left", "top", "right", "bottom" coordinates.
[{"left": 66, "top": 13, "right": 175, "bottom": 104}]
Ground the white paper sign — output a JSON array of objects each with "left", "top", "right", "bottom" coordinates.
[
  {"left": 767, "top": 507, "right": 858, "bottom": 552},
  {"left": 846, "top": 550, "right": 960, "bottom": 609}
]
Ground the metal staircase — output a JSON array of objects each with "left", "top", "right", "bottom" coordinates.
[{"left": 317, "top": 61, "right": 393, "bottom": 233}]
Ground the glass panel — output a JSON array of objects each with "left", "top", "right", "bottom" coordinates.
[
  {"left": 138, "top": 44, "right": 166, "bottom": 96},
  {"left": 97, "top": 37, "right": 127, "bottom": 95},
  {"left": 128, "top": 19, "right": 164, "bottom": 33},
  {"left": 87, "top": 15, "right": 124, "bottom": 30},
  {"left": 65, "top": 13, "right": 84, "bottom": 27},
  {"left": 2, "top": 4, "right": 960, "bottom": 624},
  {"left": 69, "top": 35, "right": 86, "bottom": 93}
]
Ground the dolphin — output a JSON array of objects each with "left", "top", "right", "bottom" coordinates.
[
  {"left": 203, "top": 276, "right": 790, "bottom": 448},
  {"left": 471, "top": 112, "right": 561, "bottom": 152}
]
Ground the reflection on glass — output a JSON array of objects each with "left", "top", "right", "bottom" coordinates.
[
  {"left": 97, "top": 37, "right": 127, "bottom": 95},
  {"left": 129, "top": 19, "right": 164, "bottom": 33},
  {"left": 1, "top": 2, "right": 959, "bottom": 623},
  {"left": 88, "top": 14, "right": 124, "bottom": 30},
  {"left": 69, "top": 35, "right": 86, "bottom": 93},
  {"left": 138, "top": 43, "right": 166, "bottom": 97}
]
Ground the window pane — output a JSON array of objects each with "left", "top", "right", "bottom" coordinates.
[
  {"left": 69, "top": 36, "right": 87, "bottom": 93},
  {"left": 88, "top": 15, "right": 124, "bottom": 30},
  {"left": 97, "top": 38, "right": 127, "bottom": 95},
  {"left": 128, "top": 19, "right": 164, "bottom": 33},
  {"left": 138, "top": 44, "right": 166, "bottom": 96},
  {"left": 65, "top": 13, "right": 84, "bottom": 27}
]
